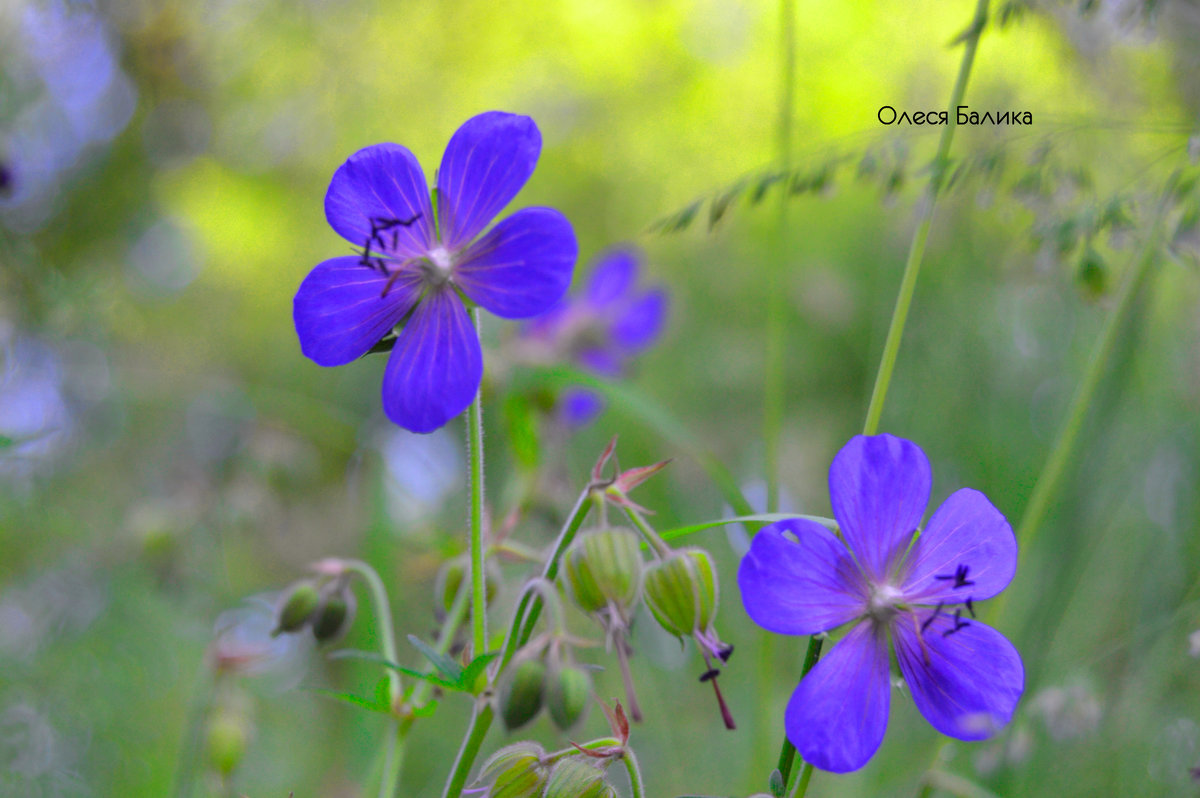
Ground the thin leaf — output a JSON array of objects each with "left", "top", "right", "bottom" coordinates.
[
  {"left": 305, "top": 687, "right": 389, "bottom": 714},
  {"left": 458, "top": 652, "right": 499, "bottom": 693},
  {"left": 407, "top": 634, "right": 462, "bottom": 681},
  {"left": 327, "top": 649, "right": 457, "bottom": 688},
  {"left": 657, "top": 513, "right": 838, "bottom": 543}
]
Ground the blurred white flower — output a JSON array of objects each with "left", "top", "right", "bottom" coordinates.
[{"left": 377, "top": 425, "right": 461, "bottom": 526}]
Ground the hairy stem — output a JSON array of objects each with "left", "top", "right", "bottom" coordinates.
[
  {"left": 623, "top": 748, "right": 647, "bottom": 798},
  {"left": 468, "top": 307, "right": 488, "bottom": 657},
  {"left": 441, "top": 703, "right": 495, "bottom": 798}
]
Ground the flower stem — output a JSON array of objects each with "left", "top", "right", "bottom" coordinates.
[
  {"left": 623, "top": 504, "right": 674, "bottom": 559},
  {"left": 341, "top": 559, "right": 403, "bottom": 706},
  {"left": 468, "top": 306, "right": 488, "bottom": 658},
  {"left": 623, "top": 748, "right": 647, "bottom": 798},
  {"left": 861, "top": 0, "right": 990, "bottom": 437},
  {"left": 442, "top": 488, "right": 595, "bottom": 798},
  {"left": 776, "top": 1, "right": 990, "bottom": 790}
]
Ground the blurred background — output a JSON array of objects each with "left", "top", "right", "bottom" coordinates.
[{"left": 3, "top": 0, "right": 1200, "bottom": 795}]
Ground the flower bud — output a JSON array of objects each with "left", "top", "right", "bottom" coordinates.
[
  {"left": 273, "top": 581, "right": 320, "bottom": 635},
  {"left": 499, "top": 655, "right": 547, "bottom": 730},
  {"left": 546, "top": 663, "right": 591, "bottom": 730},
  {"left": 311, "top": 583, "right": 357, "bottom": 642},
  {"left": 206, "top": 706, "right": 250, "bottom": 777},
  {"left": 435, "top": 555, "right": 499, "bottom": 615},
  {"left": 643, "top": 548, "right": 717, "bottom": 638},
  {"left": 562, "top": 527, "right": 644, "bottom": 615},
  {"left": 542, "top": 757, "right": 615, "bottom": 798},
  {"left": 478, "top": 742, "right": 548, "bottom": 798}
]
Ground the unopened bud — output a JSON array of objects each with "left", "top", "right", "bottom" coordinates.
[
  {"left": 274, "top": 582, "right": 320, "bottom": 635},
  {"left": 546, "top": 663, "right": 591, "bottom": 730},
  {"left": 206, "top": 707, "right": 250, "bottom": 777},
  {"left": 542, "top": 757, "right": 615, "bottom": 798},
  {"left": 479, "top": 742, "right": 548, "bottom": 798},
  {"left": 499, "top": 656, "right": 547, "bottom": 730},
  {"left": 312, "top": 583, "right": 357, "bottom": 642},
  {"left": 562, "top": 527, "right": 644, "bottom": 615},
  {"left": 435, "top": 556, "right": 499, "bottom": 615},
  {"left": 643, "top": 548, "right": 717, "bottom": 638}
]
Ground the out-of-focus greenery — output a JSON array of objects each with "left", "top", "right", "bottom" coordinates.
[{"left": 3, "top": 0, "right": 1200, "bottom": 796}]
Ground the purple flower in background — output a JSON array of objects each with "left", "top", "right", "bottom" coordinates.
[
  {"left": 738, "top": 434, "right": 1023, "bottom": 773},
  {"left": 521, "top": 246, "right": 666, "bottom": 425},
  {"left": 294, "top": 112, "right": 577, "bottom": 433}
]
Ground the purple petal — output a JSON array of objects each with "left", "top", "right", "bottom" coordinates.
[
  {"left": 738, "top": 519, "right": 866, "bottom": 636},
  {"left": 900, "top": 488, "right": 1017, "bottom": 604},
  {"left": 561, "top": 388, "right": 605, "bottom": 427},
  {"left": 454, "top": 207, "right": 577, "bottom": 319},
  {"left": 612, "top": 289, "right": 667, "bottom": 351},
  {"left": 324, "top": 144, "right": 435, "bottom": 258},
  {"left": 381, "top": 288, "right": 481, "bottom": 434},
  {"left": 578, "top": 346, "right": 623, "bottom": 377},
  {"left": 585, "top": 248, "right": 639, "bottom": 308},
  {"left": 436, "top": 112, "right": 541, "bottom": 248},
  {"left": 829, "top": 434, "right": 931, "bottom": 581},
  {"left": 293, "top": 257, "right": 424, "bottom": 366},
  {"left": 893, "top": 612, "right": 1024, "bottom": 741},
  {"left": 785, "top": 622, "right": 890, "bottom": 773}
]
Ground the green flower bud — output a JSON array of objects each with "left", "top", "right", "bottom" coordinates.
[
  {"left": 273, "top": 581, "right": 320, "bottom": 635},
  {"left": 499, "top": 656, "right": 547, "bottom": 730},
  {"left": 312, "top": 583, "right": 357, "bottom": 642},
  {"left": 435, "top": 556, "right": 499, "bottom": 615},
  {"left": 562, "top": 527, "right": 644, "bottom": 615},
  {"left": 546, "top": 663, "right": 591, "bottom": 730},
  {"left": 643, "top": 548, "right": 718, "bottom": 638},
  {"left": 542, "top": 757, "right": 614, "bottom": 798},
  {"left": 479, "top": 742, "right": 548, "bottom": 798},
  {"left": 206, "top": 707, "right": 249, "bottom": 777}
]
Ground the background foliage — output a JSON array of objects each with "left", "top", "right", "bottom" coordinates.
[{"left": 3, "top": 0, "right": 1200, "bottom": 796}]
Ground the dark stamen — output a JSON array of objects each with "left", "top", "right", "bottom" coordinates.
[
  {"left": 942, "top": 608, "right": 971, "bottom": 637},
  {"left": 965, "top": 596, "right": 976, "bottom": 618},
  {"left": 921, "top": 602, "right": 945, "bottom": 632},
  {"left": 699, "top": 668, "right": 720, "bottom": 682},
  {"left": 934, "top": 563, "right": 975, "bottom": 589},
  {"left": 718, "top": 644, "right": 734, "bottom": 663}
]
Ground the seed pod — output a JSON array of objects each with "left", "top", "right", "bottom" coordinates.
[
  {"left": 562, "top": 527, "right": 644, "bottom": 615},
  {"left": 499, "top": 656, "right": 547, "bottom": 730},
  {"left": 546, "top": 663, "right": 591, "bottom": 730},
  {"left": 273, "top": 581, "right": 320, "bottom": 635},
  {"left": 312, "top": 583, "right": 357, "bottom": 642},
  {"left": 643, "top": 548, "right": 718, "bottom": 638},
  {"left": 542, "top": 757, "right": 615, "bottom": 798},
  {"left": 479, "top": 742, "right": 548, "bottom": 798},
  {"left": 435, "top": 556, "right": 499, "bottom": 614}
]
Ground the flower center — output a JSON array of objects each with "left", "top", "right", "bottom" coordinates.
[
  {"left": 866, "top": 583, "right": 904, "bottom": 625},
  {"left": 420, "top": 246, "right": 455, "bottom": 287}
]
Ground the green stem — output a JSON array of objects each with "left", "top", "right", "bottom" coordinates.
[
  {"left": 778, "top": 637, "right": 824, "bottom": 795},
  {"left": 379, "top": 720, "right": 404, "bottom": 798},
  {"left": 861, "top": 0, "right": 989, "bottom": 437},
  {"left": 468, "top": 307, "right": 488, "bottom": 657},
  {"left": 765, "top": 0, "right": 796, "bottom": 515},
  {"left": 341, "top": 559, "right": 403, "bottom": 706},
  {"left": 442, "top": 703, "right": 495, "bottom": 798},
  {"left": 623, "top": 505, "right": 673, "bottom": 558},
  {"left": 623, "top": 748, "right": 647, "bottom": 798}
]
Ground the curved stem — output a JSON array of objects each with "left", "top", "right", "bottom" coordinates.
[
  {"left": 622, "top": 505, "right": 673, "bottom": 559},
  {"left": 468, "top": 307, "right": 488, "bottom": 657},
  {"left": 341, "top": 559, "right": 402, "bottom": 705},
  {"left": 861, "top": 0, "right": 990, "bottom": 437},
  {"left": 623, "top": 748, "right": 647, "bottom": 798}
]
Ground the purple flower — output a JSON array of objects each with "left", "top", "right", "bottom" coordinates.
[
  {"left": 738, "top": 434, "right": 1024, "bottom": 773},
  {"left": 294, "top": 112, "right": 577, "bottom": 433},
  {"left": 521, "top": 246, "right": 666, "bottom": 426}
]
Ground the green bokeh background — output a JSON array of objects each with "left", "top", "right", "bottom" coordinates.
[{"left": 3, "top": 0, "right": 1200, "bottom": 796}]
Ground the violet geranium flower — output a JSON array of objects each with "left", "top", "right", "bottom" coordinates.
[
  {"left": 738, "top": 434, "right": 1024, "bottom": 773},
  {"left": 520, "top": 246, "right": 666, "bottom": 426},
  {"left": 294, "top": 112, "right": 577, "bottom": 433}
]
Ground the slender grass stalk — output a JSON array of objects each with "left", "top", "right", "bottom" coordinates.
[
  {"left": 468, "top": 307, "right": 488, "bottom": 658},
  {"left": 776, "top": 1, "right": 991, "bottom": 792}
]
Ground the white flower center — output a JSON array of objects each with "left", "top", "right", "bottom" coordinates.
[
  {"left": 421, "top": 246, "right": 455, "bottom": 287},
  {"left": 866, "top": 583, "right": 904, "bottom": 625}
]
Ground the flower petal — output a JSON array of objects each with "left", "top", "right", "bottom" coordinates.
[
  {"left": 381, "top": 288, "right": 481, "bottom": 434},
  {"left": 829, "top": 434, "right": 931, "bottom": 581},
  {"left": 437, "top": 111, "right": 541, "bottom": 248},
  {"left": 324, "top": 144, "right": 435, "bottom": 258},
  {"left": 578, "top": 346, "right": 622, "bottom": 377},
  {"left": 585, "top": 248, "right": 639, "bottom": 308},
  {"left": 785, "top": 622, "right": 890, "bottom": 773},
  {"left": 561, "top": 388, "right": 605, "bottom": 427},
  {"left": 900, "top": 488, "right": 1017, "bottom": 603},
  {"left": 454, "top": 207, "right": 577, "bottom": 319},
  {"left": 293, "top": 257, "right": 423, "bottom": 366},
  {"left": 612, "top": 289, "right": 667, "bottom": 351},
  {"left": 893, "top": 612, "right": 1024, "bottom": 741},
  {"left": 737, "top": 519, "right": 866, "bottom": 636}
]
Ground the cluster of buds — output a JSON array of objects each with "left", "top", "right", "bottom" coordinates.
[
  {"left": 569, "top": 438, "right": 736, "bottom": 729},
  {"left": 499, "top": 637, "right": 593, "bottom": 732},
  {"left": 273, "top": 573, "right": 357, "bottom": 644},
  {"left": 473, "top": 703, "right": 634, "bottom": 798}
]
